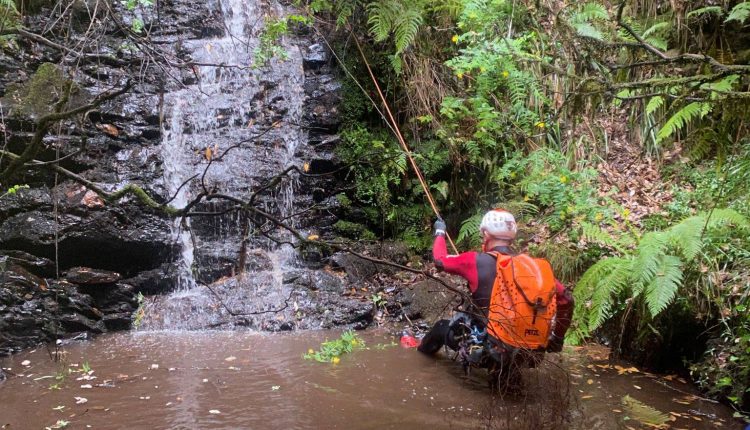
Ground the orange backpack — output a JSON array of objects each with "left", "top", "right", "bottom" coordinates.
[{"left": 486, "top": 253, "right": 557, "bottom": 350}]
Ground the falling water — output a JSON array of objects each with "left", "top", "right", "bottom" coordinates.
[{"left": 146, "top": 0, "right": 308, "bottom": 330}]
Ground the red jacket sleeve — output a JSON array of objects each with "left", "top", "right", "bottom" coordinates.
[
  {"left": 553, "top": 280, "right": 574, "bottom": 339},
  {"left": 432, "top": 235, "right": 479, "bottom": 292}
]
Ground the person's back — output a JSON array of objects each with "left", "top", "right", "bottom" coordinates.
[{"left": 419, "top": 209, "right": 573, "bottom": 356}]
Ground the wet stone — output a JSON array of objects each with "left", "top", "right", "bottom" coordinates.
[{"left": 65, "top": 267, "right": 121, "bottom": 285}]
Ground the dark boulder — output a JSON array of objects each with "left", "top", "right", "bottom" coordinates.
[
  {"left": 0, "top": 264, "right": 137, "bottom": 355},
  {"left": 64, "top": 267, "right": 121, "bottom": 285},
  {"left": 396, "top": 279, "right": 462, "bottom": 322}
]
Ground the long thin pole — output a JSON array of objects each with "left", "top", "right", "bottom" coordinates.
[{"left": 351, "top": 32, "right": 459, "bottom": 254}]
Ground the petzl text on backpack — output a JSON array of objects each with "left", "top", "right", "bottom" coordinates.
[{"left": 486, "top": 253, "right": 557, "bottom": 349}]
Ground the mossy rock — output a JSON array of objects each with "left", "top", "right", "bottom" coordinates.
[
  {"left": 333, "top": 220, "right": 376, "bottom": 241},
  {"left": 2, "top": 63, "right": 79, "bottom": 119}
]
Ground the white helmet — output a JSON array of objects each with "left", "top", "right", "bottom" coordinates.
[{"left": 479, "top": 209, "right": 517, "bottom": 240}]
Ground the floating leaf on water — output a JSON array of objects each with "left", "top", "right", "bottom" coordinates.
[{"left": 621, "top": 395, "right": 673, "bottom": 428}]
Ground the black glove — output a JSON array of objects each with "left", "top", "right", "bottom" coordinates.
[
  {"left": 433, "top": 218, "right": 447, "bottom": 237},
  {"left": 546, "top": 334, "right": 564, "bottom": 353}
]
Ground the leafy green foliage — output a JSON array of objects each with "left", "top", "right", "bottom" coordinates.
[
  {"left": 496, "top": 149, "right": 610, "bottom": 232},
  {"left": 655, "top": 102, "right": 710, "bottom": 143},
  {"left": 566, "top": 2, "right": 609, "bottom": 40},
  {"left": 303, "top": 330, "right": 365, "bottom": 363},
  {"left": 573, "top": 209, "right": 750, "bottom": 340},
  {"left": 120, "top": 0, "right": 154, "bottom": 33},
  {"left": 726, "top": 1, "right": 750, "bottom": 24},
  {"left": 0, "top": 0, "right": 20, "bottom": 35},
  {"left": 253, "top": 17, "right": 291, "bottom": 68},
  {"left": 0, "top": 184, "right": 29, "bottom": 199}
]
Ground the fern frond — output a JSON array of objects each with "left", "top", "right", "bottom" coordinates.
[
  {"left": 645, "top": 96, "right": 664, "bottom": 116},
  {"left": 576, "top": 2, "right": 609, "bottom": 21},
  {"left": 632, "top": 231, "right": 669, "bottom": 295},
  {"left": 668, "top": 216, "right": 704, "bottom": 261},
  {"left": 687, "top": 6, "right": 723, "bottom": 19},
  {"left": 573, "top": 22, "right": 604, "bottom": 40},
  {"left": 644, "top": 254, "right": 683, "bottom": 317},
  {"left": 587, "top": 258, "right": 632, "bottom": 331},
  {"left": 393, "top": 6, "right": 422, "bottom": 53},
  {"left": 457, "top": 212, "right": 483, "bottom": 245},
  {"left": 367, "top": 1, "right": 397, "bottom": 42},
  {"left": 656, "top": 102, "right": 709, "bottom": 143},
  {"left": 701, "top": 75, "right": 740, "bottom": 96},
  {"left": 642, "top": 21, "right": 669, "bottom": 38},
  {"left": 704, "top": 208, "right": 750, "bottom": 230},
  {"left": 726, "top": 2, "right": 750, "bottom": 24},
  {"left": 580, "top": 222, "right": 629, "bottom": 253}
]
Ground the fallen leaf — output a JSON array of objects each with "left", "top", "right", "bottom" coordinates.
[
  {"left": 97, "top": 124, "right": 119, "bottom": 137},
  {"left": 21, "top": 360, "right": 31, "bottom": 366},
  {"left": 150, "top": 364, "right": 159, "bottom": 370},
  {"left": 633, "top": 385, "right": 642, "bottom": 390},
  {"left": 307, "top": 234, "right": 319, "bottom": 241},
  {"left": 581, "top": 395, "right": 593, "bottom": 399},
  {"left": 224, "top": 356, "right": 236, "bottom": 362},
  {"left": 74, "top": 397, "right": 88, "bottom": 404},
  {"left": 271, "top": 385, "right": 280, "bottom": 391},
  {"left": 587, "top": 379, "right": 594, "bottom": 385},
  {"left": 209, "top": 409, "right": 221, "bottom": 414},
  {"left": 80, "top": 384, "right": 92, "bottom": 389}
]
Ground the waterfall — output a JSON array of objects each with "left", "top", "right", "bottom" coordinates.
[{"left": 144, "top": 0, "right": 308, "bottom": 330}]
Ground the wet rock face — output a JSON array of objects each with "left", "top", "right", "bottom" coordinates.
[{"left": 0, "top": 263, "right": 138, "bottom": 355}]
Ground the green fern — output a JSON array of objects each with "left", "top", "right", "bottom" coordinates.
[
  {"left": 687, "top": 6, "right": 723, "bottom": 19},
  {"left": 644, "top": 254, "right": 683, "bottom": 317},
  {"left": 646, "top": 96, "right": 664, "bottom": 116},
  {"left": 704, "top": 208, "right": 750, "bottom": 230},
  {"left": 573, "top": 209, "right": 750, "bottom": 341},
  {"left": 457, "top": 212, "right": 483, "bottom": 245},
  {"left": 632, "top": 231, "right": 670, "bottom": 295},
  {"left": 567, "top": 2, "right": 609, "bottom": 40},
  {"left": 655, "top": 102, "right": 710, "bottom": 143},
  {"left": 393, "top": 6, "right": 422, "bottom": 53},
  {"left": 580, "top": 222, "right": 632, "bottom": 253},
  {"left": 367, "top": 0, "right": 424, "bottom": 54},
  {"left": 726, "top": 2, "right": 750, "bottom": 24},
  {"left": 587, "top": 258, "right": 632, "bottom": 331},
  {"left": 669, "top": 216, "right": 704, "bottom": 261}
]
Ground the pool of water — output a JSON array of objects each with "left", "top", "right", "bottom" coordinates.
[{"left": 0, "top": 330, "right": 741, "bottom": 429}]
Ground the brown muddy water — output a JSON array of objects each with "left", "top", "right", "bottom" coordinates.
[{"left": 0, "top": 330, "right": 742, "bottom": 430}]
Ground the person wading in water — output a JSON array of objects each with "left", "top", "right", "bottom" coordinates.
[{"left": 418, "top": 209, "right": 574, "bottom": 390}]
